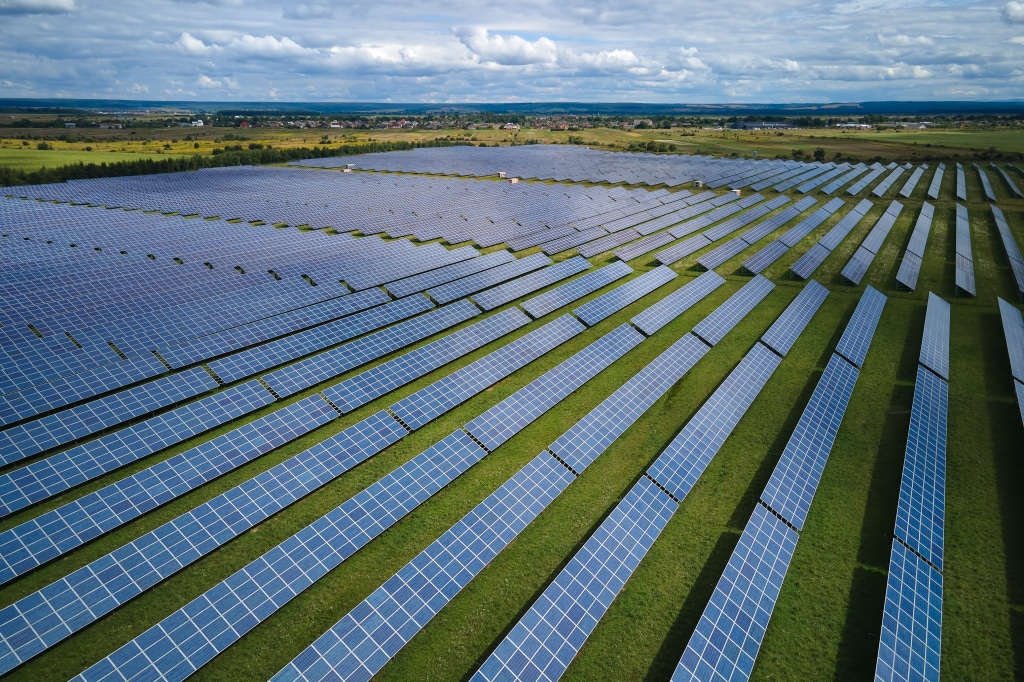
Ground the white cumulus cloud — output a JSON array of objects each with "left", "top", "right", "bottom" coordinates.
[
  {"left": 878, "top": 33, "right": 934, "bottom": 46},
  {"left": 1004, "top": 2, "right": 1024, "bottom": 22},
  {"left": 454, "top": 27, "right": 557, "bottom": 65}
]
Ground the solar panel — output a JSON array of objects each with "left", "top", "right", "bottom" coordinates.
[
  {"left": 76, "top": 429, "right": 489, "bottom": 682},
  {"left": 262, "top": 299, "right": 480, "bottom": 397},
  {"left": 834, "top": 286, "right": 887, "bottom": 368},
  {"left": 926, "top": 163, "right": 945, "bottom": 200},
  {"left": 998, "top": 297, "right": 1024, "bottom": 383},
  {"left": 904, "top": 203, "right": 935, "bottom": 258},
  {"left": 789, "top": 243, "right": 831, "bottom": 280},
  {"left": 389, "top": 314, "right": 585, "bottom": 431},
  {"left": 1016, "top": 381, "right": 1024, "bottom": 427},
  {"left": 322, "top": 307, "right": 530, "bottom": 413},
  {"left": 899, "top": 167, "right": 925, "bottom": 198},
  {"left": 572, "top": 265, "right": 676, "bottom": 326},
  {"left": 840, "top": 246, "right": 874, "bottom": 285},
  {"left": 427, "top": 252, "right": 552, "bottom": 304},
  {"left": 894, "top": 366, "right": 948, "bottom": 570},
  {"left": 613, "top": 231, "right": 675, "bottom": 262},
  {"left": 954, "top": 204, "right": 972, "bottom": 261},
  {"left": 673, "top": 504, "right": 798, "bottom": 682},
  {"left": 470, "top": 476, "right": 677, "bottom": 682},
  {"left": 0, "top": 393, "right": 337, "bottom": 586},
  {"left": 384, "top": 251, "right": 516, "bottom": 298},
  {"left": 741, "top": 240, "right": 790, "bottom": 275},
  {"left": 646, "top": 343, "right": 783, "bottom": 501},
  {"left": 472, "top": 256, "right": 591, "bottom": 311},
  {"left": 0, "top": 379, "right": 276, "bottom": 516},
  {"left": 919, "top": 293, "right": 950, "bottom": 380},
  {"left": 895, "top": 252, "right": 923, "bottom": 291},
  {"left": 819, "top": 199, "right": 874, "bottom": 251},
  {"left": 520, "top": 261, "right": 632, "bottom": 319},
  {"left": 0, "top": 411, "right": 408, "bottom": 674},
  {"left": 956, "top": 163, "right": 967, "bottom": 201},
  {"left": 576, "top": 228, "right": 641, "bottom": 258},
  {"left": 976, "top": 163, "right": 997, "bottom": 201},
  {"left": 464, "top": 324, "right": 644, "bottom": 452},
  {"left": 273, "top": 452, "right": 576, "bottom": 682},
  {"left": 631, "top": 271, "right": 726, "bottom": 336},
  {"left": 954, "top": 253, "right": 976, "bottom": 297},
  {"left": 691, "top": 276, "right": 774, "bottom": 346},
  {"left": 874, "top": 540, "right": 943, "bottom": 682},
  {"left": 760, "top": 354, "right": 860, "bottom": 529},
  {"left": 760, "top": 280, "right": 829, "bottom": 357},
  {"left": 547, "top": 333, "right": 710, "bottom": 472}
]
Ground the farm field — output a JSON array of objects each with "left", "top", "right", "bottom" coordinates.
[{"left": 0, "top": 150, "right": 1022, "bottom": 682}]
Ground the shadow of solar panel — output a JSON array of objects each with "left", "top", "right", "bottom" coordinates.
[
  {"left": 692, "top": 276, "right": 774, "bottom": 346},
  {"left": 75, "top": 430, "right": 487, "bottom": 682},
  {"left": 465, "top": 324, "right": 644, "bottom": 452},
  {"left": 647, "top": 343, "right": 782, "bottom": 501},
  {"left": 263, "top": 299, "right": 480, "bottom": 398},
  {"left": 0, "top": 379, "right": 275, "bottom": 517},
  {"left": 0, "top": 366, "right": 217, "bottom": 466},
  {"left": 760, "top": 280, "right": 829, "bottom": 357},
  {"left": 572, "top": 265, "right": 676, "bottom": 327},
  {"left": 549, "top": 333, "right": 710, "bottom": 472},
  {"left": 834, "top": 286, "right": 887, "bottom": 368},
  {"left": 0, "top": 411, "right": 408, "bottom": 674},
  {"left": 472, "top": 256, "right": 591, "bottom": 311},
  {"left": 919, "top": 293, "right": 950, "bottom": 380},
  {"left": 520, "top": 261, "right": 632, "bottom": 319},
  {"left": 760, "top": 354, "right": 859, "bottom": 530},
  {"left": 208, "top": 295, "right": 433, "bottom": 384},
  {"left": 894, "top": 366, "right": 948, "bottom": 570},
  {"left": 385, "top": 251, "right": 516, "bottom": 298},
  {"left": 273, "top": 452, "right": 576, "bottom": 682},
  {"left": 390, "top": 315, "right": 584, "bottom": 431},
  {"left": 470, "top": 476, "right": 676, "bottom": 682},
  {"left": 323, "top": 308, "right": 530, "bottom": 413},
  {"left": 674, "top": 504, "right": 798, "bottom": 682},
  {"left": 631, "top": 271, "right": 726, "bottom": 337},
  {"left": 428, "top": 253, "right": 552, "bottom": 304},
  {"left": 0, "top": 394, "right": 336, "bottom": 587},
  {"left": 874, "top": 540, "right": 942, "bottom": 682}
]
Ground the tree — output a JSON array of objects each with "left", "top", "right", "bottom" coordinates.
[{"left": 813, "top": 147, "right": 827, "bottom": 162}]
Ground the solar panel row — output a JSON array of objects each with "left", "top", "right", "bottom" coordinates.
[
  {"left": 572, "top": 265, "right": 677, "bottom": 326},
  {"left": 991, "top": 164, "right": 1024, "bottom": 199},
  {"left": 631, "top": 271, "right": 726, "bottom": 336},
  {"left": 520, "top": 261, "right": 632, "bottom": 319},
  {"left": 741, "top": 198, "right": 845, "bottom": 274},
  {"left": 472, "top": 256, "right": 591, "bottom": 311},
  {"left": 975, "top": 163, "right": 997, "bottom": 202},
  {"left": 697, "top": 197, "right": 818, "bottom": 270},
  {"left": 991, "top": 206, "right": 1024, "bottom": 301},
  {"left": 926, "top": 163, "right": 945, "bottom": 200},
  {"left": 840, "top": 200, "right": 904, "bottom": 285},
  {"left": 789, "top": 199, "right": 873, "bottom": 280},
  {"left": 953, "top": 204, "right": 976, "bottom": 297}
]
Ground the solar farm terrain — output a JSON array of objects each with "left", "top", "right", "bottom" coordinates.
[{"left": 0, "top": 146, "right": 1022, "bottom": 682}]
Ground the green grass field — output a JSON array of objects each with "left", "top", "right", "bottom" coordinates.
[
  {"left": 0, "top": 161, "right": 1022, "bottom": 681},
  {"left": 0, "top": 148, "right": 189, "bottom": 172}
]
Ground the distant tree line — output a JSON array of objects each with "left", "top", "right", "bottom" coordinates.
[{"left": 0, "top": 138, "right": 467, "bottom": 188}]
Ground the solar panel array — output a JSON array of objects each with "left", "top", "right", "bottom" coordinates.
[
  {"left": 572, "top": 265, "right": 677, "bottom": 326},
  {"left": 656, "top": 195, "right": 790, "bottom": 266},
  {"left": 998, "top": 297, "right": 1024, "bottom": 426},
  {"left": 991, "top": 206, "right": 1024, "bottom": 301},
  {"left": 927, "top": 163, "right": 946, "bottom": 200},
  {"left": 874, "top": 291, "right": 949, "bottom": 681},
  {"left": 899, "top": 166, "right": 925, "bottom": 198},
  {"left": 677, "top": 285, "right": 883, "bottom": 681},
  {"left": 953, "top": 204, "right": 976, "bottom": 296},
  {"left": 697, "top": 196, "right": 819, "bottom": 270},
  {"left": 474, "top": 286, "right": 830, "bottom": 682},
  {"left": 741, "top": 198, "right": 845, "bottom": 274},
  {"left": 846, "top": 164, "right": 887, "bottom": 195},
  {"left": 821, "top": 164, "right": 868, "bottom": 194},
  {"left": 992, "top": 164, "right": 1024, "bottom": 199},
  {"left": 873, "top": 167, "right": 906, "bottom": 197},
  {"left": 896, "top": 203, "right": 935, "bottom": 291},
  {"left": 840, "top": 200, "right": 904, "bottom": 285},
  {"left": 975, "top": 163, "right": 997, "bottom": 202},
  {"left": 789, "top": 199, "right": 873, "bottom": 279},
  {"left": 520, "top": 261, "right": 632, "bottom": 319},
  {"left": 956, "top": 163, "right": 967, "bottom": 201}
]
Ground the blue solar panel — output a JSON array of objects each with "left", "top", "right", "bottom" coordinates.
[
  {"left": 464, "top": 324, "right": 644, "bottom": 452},
  {"left": 673, "top": 504, "right": 798, "bottom": 682},
  {"left": 919, "top": 293, "right": 950, "bottom": 381},
  {"left": 894, "top": 366, "right": 948, "bottom": 571},
  {"left": 572, "top": 265, "right": 676, "bottom": 326},
  {"left": 841, "top": 247, "right": 875, "bottom": 285},
  {"left": 0, "top": 393, "right": 337, "bottom": 586},
  {"left": 75, "top": 429, "right": 488, "bottom": 682},
  {"left": 389, "top": 314, "right": 585, "bottom": 431},
  {"left": 0, "top": 411, "right": 408, "bottom": 675},
  {"left": 760, "top": 280, "right": 829, "bottom": 357},
  {"left": 630, "top": 271, "right": 726, "bottom": 336},
  {"left": 472, "top": 256, "right": 591, "bottom": 311},
  {"left": 470, "top": 476, "right": 676, "bottom": 682},
  {"left": 428, "top": 253, "right": 552, "bottom": 304},
  {"left": 998, "top": 297, "right": 1024, "bottom": 383},
  {"left": 741, "top": 240, "right": 790, "bottom": 275},
  {"left": 760, "top": 354, "right": 860, "bottom": 530},
  {"left": 956, "top": 163, "right": 967, "bottom": 201},
  {"left": 874, "top": 540, "right": 942, "bottom": 682},
  {"left": 0, "top": 380, "right": 275, "bottom": 517},
  {"left": 647, "top": 343, "right": 782, "bottom": 501},
  {"left": 207, "top": 295, "right": 434, "bottom": 384},
  {"left": 818, "top": 199, "right": 874, "bottom": 251},
  {"left": 272, "top": 452, "right": 576, "bottom": 682},
  {"left": 385, "top": 251, "right": 516, "bottom": 298},
  {"left": 1016, "top": 381, "right": 1024, "bottom": 427},
  {"left": 691, "top": 276, "right": 774, "bottom": 346},
  {"left": 0, "top": 366, "right": 217, "bottom": 466},
  {"left": 834, "top": 286, "right": 887, "bottom": 368},
  {"left": 613, "top": 231, "right": 675, "bottom": 262},
  {"left": 520, "top": 261, "right": 632, "bottom": 319},
  {"left": 926, "top": 164, "right": 945, "bottom": 200},
  {"left": 263, "top": 299, "right": 480, "bottom": 397},
  {"left": 954, "top": 204, "right": 972, "bottom": 261},
  {"left": 789, "top": 244, "right": 831, "bottom": 280},
  {"left": 322, "top": 307, "right": 530, "bottom": 413},
  {"left": 954, "top": 254, "right": 976, "bottom": 297},
  {"left": 549, "top": 333, "right": 710, "bottom": 472}
]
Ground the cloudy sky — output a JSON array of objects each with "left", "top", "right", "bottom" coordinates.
[{"left": 1, "top": 0, "right": 1023, "bottom": 103}]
